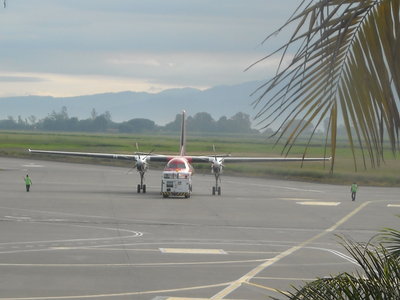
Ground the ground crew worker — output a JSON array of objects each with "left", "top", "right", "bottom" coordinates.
[
  {"left": 351, "top": 182, "right": 358, "bottom": 201},
  {"left": 24, "top": 174, "right": 32, "bottom": 192}
]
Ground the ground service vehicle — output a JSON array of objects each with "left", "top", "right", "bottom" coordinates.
[
  {"left": 161, "top": 157, "right": 193, "bottom": 198},
  {"left": 161, "top": 170, "right": 192, "bottom": 198}
]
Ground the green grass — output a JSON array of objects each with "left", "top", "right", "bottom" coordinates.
[{"left": 1, "top": 130, "right": 399, "bottom": 186}]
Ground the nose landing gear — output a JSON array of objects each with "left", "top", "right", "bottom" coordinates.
[
  {"left": 137, "top": 172, "right": 146, "bottom": 193},
  {"left": 212, "top": 173, "right": 221, "bottom": 196}
]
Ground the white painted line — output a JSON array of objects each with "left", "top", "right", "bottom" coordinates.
[
  {"left": 224, "top": 180, "right": 325, "bottom": 193},
  {"left": 0, "top": 282, "right": 230, "bottom": 299},
  {"left": 4, "top": 216, "right": 32, "bottom": 221},
  {"left": 388, "top": 204, "right": 400, "bottom": 208},
  {"left": 160, "top": 248, "right": 227, "bottom": 255},
  {"left": 297, "top": 202, "right": 340, "bottom": 206},
  {"left": 161, "top": 297, "right": 243, "bottom": 300},
  {"left": 280, "top": 198, "right": 316, "bottom": 201},
  {"left": 22, "top": 164, "right": 44, "bottom": 168},
  {"left": 163, "top": 298, "right": 213, "bottom": 300}
]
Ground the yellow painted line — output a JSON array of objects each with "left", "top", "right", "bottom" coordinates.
[
  {"left": 297, "top": 201, "right": 340, "bottom": 206},
  {"left": 160, "top": 248, "right": 227, "bottom": 254},
  {"left": 210, "top": 201, "right": 371, "bottom": 300},
  {"left": 388, "top": 204, "right": 400, "bottom": 208}
]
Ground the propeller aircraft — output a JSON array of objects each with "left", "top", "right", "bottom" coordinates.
[{"left": 29, "top": 111, "right": 331, "bottom": 197}]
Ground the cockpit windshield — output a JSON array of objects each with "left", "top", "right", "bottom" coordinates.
[{"left": 166, "top": 161, "right": 186, "bottom": 169}]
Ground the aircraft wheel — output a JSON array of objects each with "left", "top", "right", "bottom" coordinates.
[
  {"left": 212, "top": 186, "right": 216, "bottom": 195},
  {"left": 143, "top": 184, "right": 146, "bottom": 193},
  {"left": 218, "top": 187, "right": 221, "bottom": 196},
  {"left": 137, "top": 184, "right": 141, "bottom": 193}
]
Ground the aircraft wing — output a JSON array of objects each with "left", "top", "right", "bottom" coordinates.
[
  {"left": 28, "top": 149, "right": 172, "bottom": 162},
  {"left": 28, "top": 149, "right": 137, "bottom": 160},
  {"left": 220, "top": 157, "right": 331, "bottom": 163},
  {"left": 189, "top": 156, "right": 331, "bottom": 163}
]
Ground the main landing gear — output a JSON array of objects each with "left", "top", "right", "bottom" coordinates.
[
  {"left": 212, "top": 173, "right": 221, "bottom": 196},
  {"left": 137, "top": 184, "right": 146, "bottom": 193},
  {"left": 137, "top": 171, "right": 146, "bottom": 193}
]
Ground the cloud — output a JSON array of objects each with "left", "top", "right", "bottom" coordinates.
[
  {"left": 0, "top": 75, "right": 46, "bottom": 82},
  {"left": 0, "top": 0, "right": 299, "bottom": 97}
]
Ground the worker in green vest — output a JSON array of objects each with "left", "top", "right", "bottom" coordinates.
[
  {"left": 24, "top": 174, "right": 32, "bottom": 192},
  {"left": 351, "top": 182, "right": 358, "bottom": 201}
]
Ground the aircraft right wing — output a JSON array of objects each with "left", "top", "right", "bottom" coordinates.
[
  {"left": 220, "top": 157, "right": 331, "bottom": 163},
  {"left": 188, "top": 155, "right": 331, "bottom": 163}
]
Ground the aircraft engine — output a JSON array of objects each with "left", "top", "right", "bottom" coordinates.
[
  {"left": 135, "top": 158, "right": 147, "bottom": 173},
  {"left": 211, "top": 158, "right": 223, "bottom": 174}
]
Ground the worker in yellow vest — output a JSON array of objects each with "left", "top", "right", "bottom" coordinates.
[
  {"left": 351, "top": 182, "right": 358, "bottom": 201},
  {"left": 24, "top": 174, "right": 32, "bottom": 192}
]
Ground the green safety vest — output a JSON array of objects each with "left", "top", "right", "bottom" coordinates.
[
  {"left": 25, "top": 177, "right": 32, "bottom": 185},
  {"left": 351, "top": 184, "right": 358, "bottom": 192}
]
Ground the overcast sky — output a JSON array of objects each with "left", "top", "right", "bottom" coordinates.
[{"left": 0, "top": 1, "right": 298, "bottom": 97}]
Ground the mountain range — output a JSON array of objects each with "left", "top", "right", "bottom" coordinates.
[{"left": 0, "top": 81, "right": 265, "bottom": 125}]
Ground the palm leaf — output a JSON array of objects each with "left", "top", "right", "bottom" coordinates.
[
  {"left": 251, "top": 0, "right": 400, "bottom": 170},
  {"left": 380, "top": 226, "right": 400, "bottom": 259},
  {"left": 275, "top": 237, "right": 400, "bottom": 299}
]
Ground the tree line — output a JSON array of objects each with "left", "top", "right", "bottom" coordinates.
[{"left": 0, "top": 107, "right": 259, "bottom": 134}]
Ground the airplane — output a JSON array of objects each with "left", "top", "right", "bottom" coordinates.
[{"left": 28, "top": 111, "right": 331, "bottom": 197}]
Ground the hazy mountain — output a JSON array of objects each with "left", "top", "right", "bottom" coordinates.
[{"left": 0, "top": 81, "right": 263, "bottom": 125}]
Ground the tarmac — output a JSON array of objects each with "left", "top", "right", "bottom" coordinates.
[{"left": 0, "top": 156, "right": 399, "bottom": 300}]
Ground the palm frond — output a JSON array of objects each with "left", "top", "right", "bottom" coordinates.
[
  {"left": 252, "top": 0, "right": 400, "bottom": 170},
  {"left": 380, "top": 226, "right": 400, "bottom": 258},
  {"left": 277, "top": 237, "right": 400, "bottom": 299}
]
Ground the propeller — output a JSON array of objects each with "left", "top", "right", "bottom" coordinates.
[
  {"left": 125, "top": 143, "right": 151, "bottom": 174},
  {"left": 134, "top": 142, "right": 154, "bottom": 173},
  {"left": 211, "top": 144, "right": 224, "bottom": 174}
]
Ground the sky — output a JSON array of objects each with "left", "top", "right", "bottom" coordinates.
[{"left": 0, "top": 1, "right": 298, "bottom": 97}]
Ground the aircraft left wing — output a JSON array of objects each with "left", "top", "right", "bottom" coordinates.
[
  {"left": 28, "top": 149, "right": 171, "bottom": 162},
  {"left": 28, "top": 149, "right": 137, "bottom": 160}
]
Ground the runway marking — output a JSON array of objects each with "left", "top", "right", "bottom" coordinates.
[
  {"left": 160, "top": 248, "right": 227, "bottom": 254},
  {"left": 22, "top": 163, "right": 44, "bottom": 168},
  {"left": 4, "top": 216, "right": 32, "bottom": 221},
  {"left": 224, "top": 180, "right": 325, "bottom": 193},
  {"left": 388, "top": 204, "right": 400, "bottom": 208},
  {"left": 161, "top": 298, "right": 244, "bottom": 300},
  {"left": 280, "top": 198, "right": 316, "bottom": 201},
  {"left": 307, "top": 246, "right": 358, "bottom": 265},
  {"left": 243, "top": 281, "right": 283, "bottom": 294},
  {"left": 210, "top": 201, "right": 371, "bottom": 300},
  {"left": 0, "top": 258, "right": 267, "bottom": 267},
  {"left": 297, "top": 201, "right": 340, "bottom": 206},
  {"left": 0, "top": 282, "right": 231, "bottom": 300},
  {"left": 163, "top": 298, "right": 210, "bottom": 300},
  {"left": 254, "top": 276, "right": 315, "bottom": 281},
  {"left": 0, "top": 225, "right": 142, "bottom": 247}
]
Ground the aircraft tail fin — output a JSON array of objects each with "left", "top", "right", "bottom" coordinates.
[{"left": 179, "top": 110, "right": 186, "bottom": 156}]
